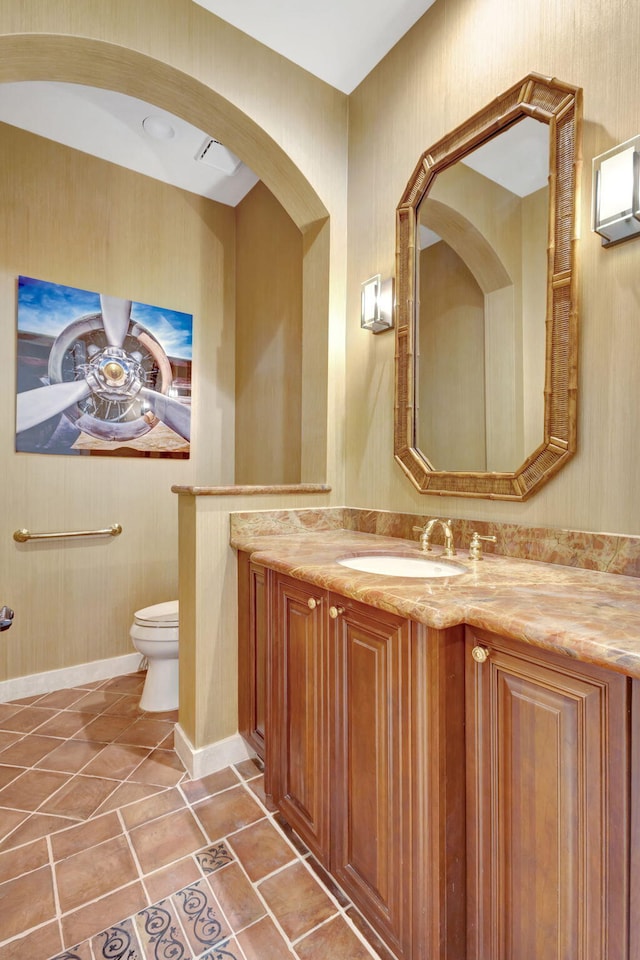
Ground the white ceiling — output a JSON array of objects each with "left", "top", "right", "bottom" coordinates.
[
  {"left": 0, "top": 81, "right": 260, "bottom": 206},
  {"left": 418, "top": 118, "right": 551, "bottom": 250},
  {"left": 463, "top": 117, "right": 550, "bottom": 198},
  {"left": 0, "top": 1, "right": 436, "bottom": 204},
  {"left": 192, "top": 0, "right": 437, "bottom": 94}
]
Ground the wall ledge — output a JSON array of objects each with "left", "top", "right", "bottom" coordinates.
[{"left": 171, "top": 484, "right": 331, "bottom": 496}]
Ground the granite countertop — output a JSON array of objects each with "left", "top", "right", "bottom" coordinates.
[{"left": 231, "top": 528, "right": 640, "bottom": 680}]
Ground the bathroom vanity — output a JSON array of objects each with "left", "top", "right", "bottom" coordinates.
[{"left": 235, "top": 529, "right": 640, "bottom": 960}]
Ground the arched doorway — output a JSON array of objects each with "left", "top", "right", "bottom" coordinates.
[{"left": 0, "top": 32, "right": 331, "bottom": 481}]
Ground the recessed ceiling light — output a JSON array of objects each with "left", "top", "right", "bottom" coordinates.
[{"left": 142, "top": 115, "right": 176, "bottom": 141}]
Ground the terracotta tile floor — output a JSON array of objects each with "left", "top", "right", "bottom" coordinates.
[{"left": 0, "top": 672, "right": 393, "bottom": 960}]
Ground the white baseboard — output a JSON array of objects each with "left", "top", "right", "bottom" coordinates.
[
  {"left": 0, "top": 652, "right": 143, "bottom": 703},
  {"left": 174, "top": 724, "right": 254, "bottom": 780}
]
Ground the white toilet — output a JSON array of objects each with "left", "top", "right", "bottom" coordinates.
[{"left": 130, "top": 600, "right": 179, "bottom": 712}]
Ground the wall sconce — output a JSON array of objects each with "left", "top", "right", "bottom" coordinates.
[
  {"left": 592, "top": 135, "right": 640, "bottom": 246},
  {"left": 361, "top": 275, "right": 394, "bottom": 333}
]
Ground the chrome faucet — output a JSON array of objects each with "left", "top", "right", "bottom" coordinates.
[{"left": 413, "top": 518, "right": 457, "bottom": 557}]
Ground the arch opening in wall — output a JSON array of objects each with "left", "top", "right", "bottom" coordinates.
[{"left": 0, "top": 33, "right": 330, "bottom": 484}]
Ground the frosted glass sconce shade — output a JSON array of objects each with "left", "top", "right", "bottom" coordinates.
[
  {"left": 593, "top": 136, "right": 640, "bottom": 246},
  {"left": 361, "top": 275, "right": 394, "bottom": 332}
]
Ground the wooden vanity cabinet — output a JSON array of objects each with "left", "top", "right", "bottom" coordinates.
[
  {"left": 631, "top": 681, "right": 640, "bottom": 960},
  {"left": 331, "top": 597, "right": 414, "bottom": 957},
  {"left": 237, "top": 551, "right": 268, "bottom": 762},
  {"left": 465, "top": 626, "right": 631, "bottom": 960},
  {"left": 238, "top": 557, "right": 637, "bottom": 960},
  {"left": 269, "top": 573, "right": 331, "bottom": 863},
  {"left": 267, "top": 573, "right": 460, "bottom": 959}
]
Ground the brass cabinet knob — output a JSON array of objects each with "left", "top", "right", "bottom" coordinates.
[
  {"left": 329, "top": 605, "right": 344, "bottom": 619},
  {"left": 471, "top": 645, "right": 490, "bottom": 663},
  {"left": 307, "top": 597, "right": 322, "bottom": 610}
]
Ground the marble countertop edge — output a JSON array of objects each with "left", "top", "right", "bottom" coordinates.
[{"left": 231, "top": 529, "right": 640, "bottom": 680}]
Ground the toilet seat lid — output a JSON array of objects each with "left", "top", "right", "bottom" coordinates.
[{"left": 134, "top": 600, "right": 179, "bottom": 627}]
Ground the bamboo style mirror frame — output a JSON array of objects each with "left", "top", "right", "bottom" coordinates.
[{"left": 394, "top": 74, "right": 582, "bottom": 500}]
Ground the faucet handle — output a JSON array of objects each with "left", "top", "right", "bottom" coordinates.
[
  {"left": 469, "top": 531, "right": 497, "bottom": 560},
  {"left": 412, "top": 524, "right": 431, "bottom": 552}
]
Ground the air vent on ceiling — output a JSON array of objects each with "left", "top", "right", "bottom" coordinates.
[{"left": 195, "top": 138, "right": 242, "bottom": 176}]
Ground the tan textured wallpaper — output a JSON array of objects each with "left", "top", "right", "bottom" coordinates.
[
  {"left": 235, "top": 181, "right": 303, "bottom": 484},
  {"left": 347, "top": 0, "right": 640, "bottom": 535},
  {"left": 4, "top": 0, "right": 633, "bottom": 698},
  {"left": 0, "top": 123, "right": 236, "bottom": 681},
  {"left": 0, "top": 0, "right": 349, "bottom": 685}
]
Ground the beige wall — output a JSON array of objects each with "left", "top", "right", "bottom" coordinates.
[
  {"left": 0, "top": 122, "right": 236, "bottom": 681},
  {"left": 347, "top": 0, "right": 640, "bottom": 535},
  {"left": 0, "top": 0, "right": 348, "bottom": 686},
  {"left": 235, "top": 182, "right": 303, "bottom": 484},
  {"left": 419, "top": 242, "right": 486, "bottom": 470},
  {"left": 5, "top": 0, "right": 636, "bottom": 703},
  {"left": 0, "top": 0, "right": 350, "bottom": 493}
]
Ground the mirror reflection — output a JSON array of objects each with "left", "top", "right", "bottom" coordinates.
[
  {"left": 416, "top": 117, "right": 549, "bottom": 473},
  {"left": 395, "top": 74, "right": 581, "bottom": 500}
]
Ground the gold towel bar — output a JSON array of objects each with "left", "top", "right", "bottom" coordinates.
[{"left": 13, "top": 523, "right": 122, "bottom": 543}]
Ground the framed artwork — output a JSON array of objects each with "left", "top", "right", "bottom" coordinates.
[{"left": 15, "top": 276, "right": 192, "bottom": 458}]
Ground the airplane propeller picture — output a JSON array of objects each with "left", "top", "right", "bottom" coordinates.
[{"left": 16, "top": 280, "right": 192, "bottom": 455}]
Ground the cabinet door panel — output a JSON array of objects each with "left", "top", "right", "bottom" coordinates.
[
  {"left": 251, "top": 565, "right": 268, "bottom": 751},
  {"left": 272, "top": 576, "right": 329, "bottom": 861},
  {"left": 631, "top": 680, "right": 640, "bottom": 960},
  {"left": 332, "top": 600, "right": 412, "bottom": 956},
  {"left": 466, "top": 629, "right": 630, "bottom": 960},
  {"left": 237, "top": 554, "right": 268, "bottom": 761}
]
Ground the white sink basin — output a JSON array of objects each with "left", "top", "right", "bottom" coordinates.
[{"left": 337, "top": 554, "right": 466, "bottom": 578}]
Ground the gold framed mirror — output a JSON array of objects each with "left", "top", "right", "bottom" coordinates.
[{"left": 394, "top": 74, "right": 582, "bottom": 500}]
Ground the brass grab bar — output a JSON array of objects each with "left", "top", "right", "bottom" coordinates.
[{"left": 13, "top": 523, "right": 122, "bottom": 543}]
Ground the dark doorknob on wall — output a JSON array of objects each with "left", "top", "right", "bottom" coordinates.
[{"left": 0, "top": 606, "right": 14, "bottom": 631}]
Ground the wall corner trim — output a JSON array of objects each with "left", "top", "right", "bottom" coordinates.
[{"left": 174, "top": 724, "right": 254, "bottom": 779}]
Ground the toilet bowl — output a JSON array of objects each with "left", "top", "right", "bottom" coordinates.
[{"left": 130, "top": 600, "right": 179, "bottom": 713}]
